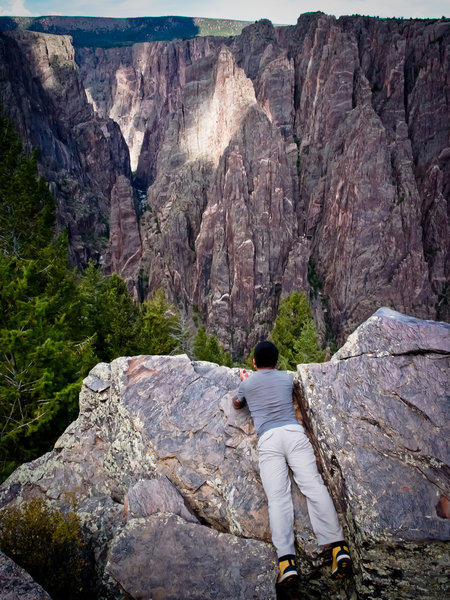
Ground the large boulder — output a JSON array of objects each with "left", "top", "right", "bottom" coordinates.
[
  {"left": 297, "top": 308, "right": 450, "bottom": 598},
  {"left": 0, "top": 308, "right": 448, "bottom": 599},
  {"left": 0, "top": 357, "right": 282, "bottom": 599},
  {"left": 0, "top": 550, "right": 51, "bottom": 600}
]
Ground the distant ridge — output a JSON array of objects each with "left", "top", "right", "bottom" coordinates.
[{"left": 0, "top": 15, "right": 252, "bottom": 47}]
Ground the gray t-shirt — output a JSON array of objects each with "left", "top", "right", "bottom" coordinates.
[{"left": 237, "top": 369, "right": 297, "bottom": 437}]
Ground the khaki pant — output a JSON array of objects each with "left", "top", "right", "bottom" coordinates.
[{"left": 258, "top": 423, "right": 343, "bottom": 557}]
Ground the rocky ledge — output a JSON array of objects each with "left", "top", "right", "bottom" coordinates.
[{"left": 0, "top": 308, "right": 448, "bottom": 599}]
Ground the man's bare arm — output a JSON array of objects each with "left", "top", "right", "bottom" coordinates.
[{"left": 232, "top": 368, "right": 250, "bottom": 409}]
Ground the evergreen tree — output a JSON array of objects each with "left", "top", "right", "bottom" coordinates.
[
  {"left": 0, "top": 238, "right": 90, "bottom": 479},
  {"left": 205, "top": 335, "right": 232, "bottom": 367},
  {"left": 193, "top": 326, "right": 232, "bottom": 366},
  {"left": 193, "top": 326, "right": 209, "bottom": 361},
  {"left": 78, "top": 262, "right": 142, "bottom": 363},
  {"left": 101, "top": 274, "right": 140, "bottom": 360},
  {"left": 269, "top": 292, "right": 325, "bottom": 369},
  {"left": 0, "top": 113, "right": 93, "bottom": 480},
  {"left": 76, "top": 260, "right": 106, "bottom": 363},
  {"left": 292, "top": 318, "right": 326, "bottom": 364},
  {"left": 169, "top": 312, "right": 194, "bottom": 356},
  {"left": 78, "top": 270, "right": 182, "bottom": 362},
  {"left": 138, "top": 289, "right": 179, "bottom": 356}
]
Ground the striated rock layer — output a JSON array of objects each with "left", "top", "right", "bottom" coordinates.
[
  {"left": 0, "top": 30, "right": 140, "bottom": 280},
  {"left": 0, "top": 308, "right": 448, "bottom": 599},
  {"left": 1, "top": 14, "right": 449, "bottom": 353},
  {"left": 77, "top": 14, "right": 450, "bottom": 354}
]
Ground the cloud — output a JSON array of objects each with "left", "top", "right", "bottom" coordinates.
[{"left": 0, "top": 0, "right": 34, "bottom": 16}]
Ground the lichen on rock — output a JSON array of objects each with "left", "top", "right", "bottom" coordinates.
[{"left": 0, "top": 308, "right": 448, "bottom": 599}]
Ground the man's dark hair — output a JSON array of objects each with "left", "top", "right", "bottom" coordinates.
[{"left": 254, "top": 341, "right": 278, "bottom": 368}]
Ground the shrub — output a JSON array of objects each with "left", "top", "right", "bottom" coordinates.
[{"left": 0, "top": 498, "right": 95, "bottom": 599}]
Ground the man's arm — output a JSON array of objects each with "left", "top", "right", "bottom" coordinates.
[{"left": 232, "top": 369, "right": 249, "bottom": 410}]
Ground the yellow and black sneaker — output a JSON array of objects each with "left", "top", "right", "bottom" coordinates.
[
  {"left": 331, "top": 543, "right": 352, "bottom": 579},
  {"left": 278, "top": 554, "right": 298, "bottom": 583}
]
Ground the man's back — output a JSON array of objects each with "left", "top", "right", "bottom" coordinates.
[{"left": 238, "top": 369, "right": 297, "bottom": 437}]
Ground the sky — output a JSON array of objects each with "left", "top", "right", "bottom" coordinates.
[{"left": 0, "top": 0, "right": 448, "bottom": 21}]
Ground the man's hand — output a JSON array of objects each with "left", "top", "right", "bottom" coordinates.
[
  {"left": 232, "top": 369, "right": 249, "bottom": 410},
  {"left": 240, "top": 369, "right": 249, "bottom": 381}
]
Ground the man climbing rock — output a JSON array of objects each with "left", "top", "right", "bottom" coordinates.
[{"left": 232, "top": 340, "right": 351, "bottom": 584}]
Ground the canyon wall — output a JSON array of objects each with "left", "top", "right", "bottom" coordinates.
[
  {"left": 1, "top": 13, "right": 448, "bottom": 355},
  {"left": 0, "top": 29, "right": 140, "bottom": 287}
]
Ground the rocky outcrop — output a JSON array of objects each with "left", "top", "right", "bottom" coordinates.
[
  {"left": 297, "top": 308, "right": 450, "bottom": 597},
  {"left": 106, "top": 514, "right": 275, "bottom": 600},
  {"left": 0, "top": 308, "right": 448, "bottom": 599},
  {"left": 0, "top": 550, "right": 51, "bottom": 600},
  {"left": 0, "top": 14, "right": 448, "bottom": 354},
  {"left": 104, "top": 175, "right": 142, "bottom": 291}
]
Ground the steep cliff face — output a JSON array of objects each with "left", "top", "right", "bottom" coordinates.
[
  {"left": 75, "top": 14, "right": 448, "bottom": 354},
  {"left": 77, "top": 37, "right": 228, "bottom": 177},
  {"left": 0, "top": 30, "right": 140, "bottom": 279},
  {"left": 228, "top": 15, "right": 447, "bottom": 344},
  {"left": 1, "top": 14, "right": 448, "bottom": 355}
]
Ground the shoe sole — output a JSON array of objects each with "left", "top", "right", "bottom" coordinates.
[
  {"left": 331, "top": 554, "right": 352, "bottom": 579},
  {"left": 278, "top": 571, "right": 298, "bottom": 584}
]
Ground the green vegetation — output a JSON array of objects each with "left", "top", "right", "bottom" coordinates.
[
  {"left": 194, "top": 17, "right": 250, "bottom": 37},
  {"left": 0, "top": 497, "right": 95, "bottom": 599},
  {"left": 307, "top": 256, "right": 323, "bottom": 298},
  {"left": 269, "top": 292, "right": 326, "bottom": 369},
  {"left": 139, "top": 289, "right": 179, "bottom": 355},
  {"left": 0, "top": 113, "right": 324, "bottom": 486},
  {"left": 244, "top": 292, "right": 326, "bottom": 370},
  {"left": 0, "top": 111, "right": 91, "bottom": 480},
  {"left": 0, "top": 111, "right": 234, "bottom": 480},
  {"left": 193, "top": 326, "right": 233, "bottom": 367}
]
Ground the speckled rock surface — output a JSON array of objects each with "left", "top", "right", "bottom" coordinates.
[
  {"left": 105, "top": 514, "right": 277, "bottom": 600},
  {"left": 0, "top": 356, "right": 285, "bottom": 599},
  {"left": 124, "top": 476, "right": 199, "bottom": 523},
  {"left": 0, "top": 551, "right": 51, "bottom": 600},
  {"left": 0, "top": 309, "right": 448, "bottom": 599},
  {"left": 297, "top": 308, "right": 450, "bottom": 598}
]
